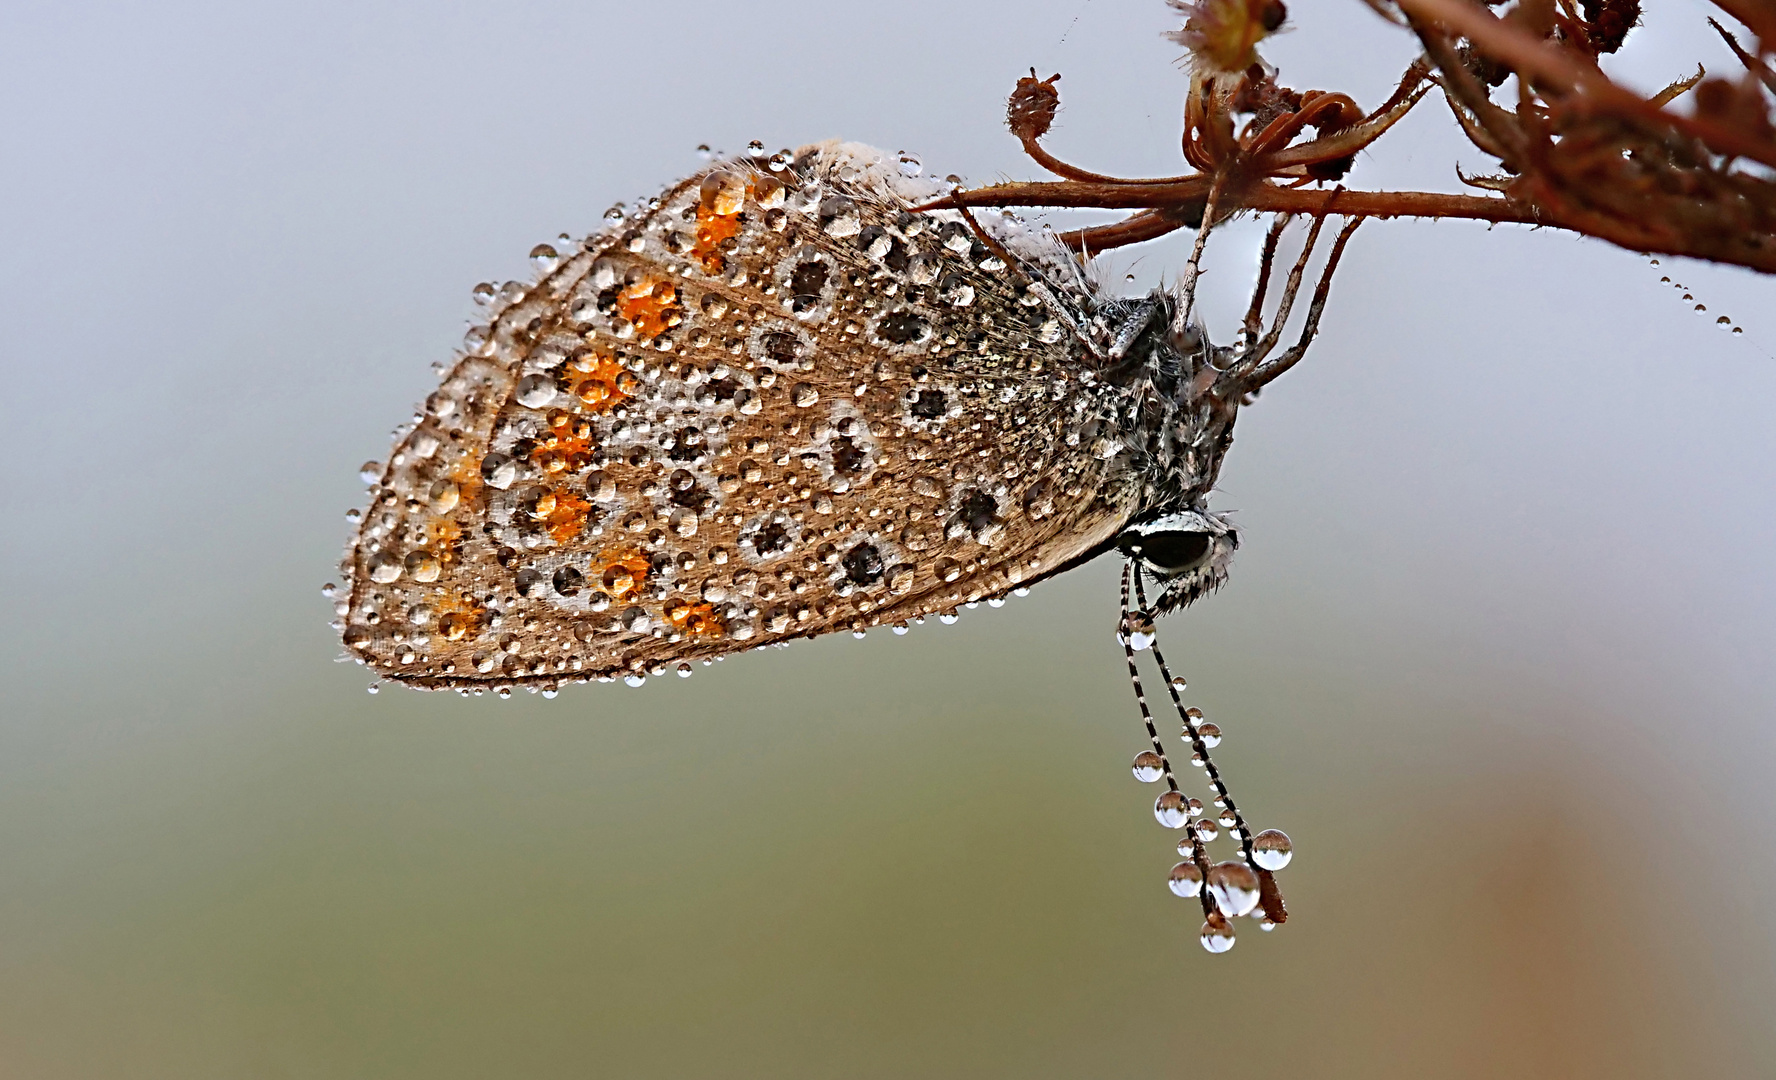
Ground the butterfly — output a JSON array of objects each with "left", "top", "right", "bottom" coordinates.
[{"left": 335, "top": 140, "right": 1333, "bottom": 946}]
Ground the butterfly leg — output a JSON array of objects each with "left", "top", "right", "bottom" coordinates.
[
  {"left": 1232, "top": 211, "right": 1332, "bottom": 380},
  {"left": 1240, "top": 212, "right": 1296, "bottom": 344},
  {"left": 1242, "top": 216, "right": 1367, "bottom": 392}
]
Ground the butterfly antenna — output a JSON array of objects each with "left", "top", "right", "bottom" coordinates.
[
  {"left": 1134, "top": 569, "right": 1289, "bottom": 925},
  {"left": 1120, "top": 562, "right": 1215, "bottom": 920}
]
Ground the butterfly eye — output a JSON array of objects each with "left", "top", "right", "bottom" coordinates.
[{"left": 1119, "top": 529, "right": 1213, "bottom": 575}]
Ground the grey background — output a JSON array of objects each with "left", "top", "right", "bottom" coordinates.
[{"left": 3, "top": 0, "right": 1773, "bottom": 1076}]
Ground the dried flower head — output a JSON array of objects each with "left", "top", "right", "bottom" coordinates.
[
  {"left": 1007, "top": 70, "right": 1062, "bottom": 142},
  {"left": 1167, "top": 0, "right": 1288, "bottom": 75}
]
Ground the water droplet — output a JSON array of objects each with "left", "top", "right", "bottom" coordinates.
[
  {"left": 472, "top": 281, "right": 496, "bottom": 304},
  {"left": 1169, "top": 675, "right": 1186, "bottom": 692},
  {"left": 1187, "top": 797, "right": 1204, "bottom": 818},
  {"left": 1168, "top": 861, "right": 1204, "bottom": 897},
  {"left": 746, "top": 139, "right": 766, "bottom": 157},
  {"left": 1154, "top": 789, "right": 1189, "bottom": 828},
  {"left": 321, "top": 582, "right": 338, "bottom": 598},
  {"left": 1716, "top": 315, "right": 1733, "bottom": 330},
  {"left": 1198, "top": 722, "right": 1221, "bottom": 747},
  {"left": 1124, "top": 612, "right": 1156, "bottom": 651},
  {"left": 1207, "top": 860, "right": 1261, "bottom": 917},
  {"left": 696, "top": 143, "right": 713, "bottom": 160},
  {"left": 1733, "top": 326, "right": 1744, "bottom": 334},
  {"left": 1217, "top": 809, "right": 1237, "bottom": 831},
  {"left": 358, "top": 461, "right": 381, "bottom": 484},
  {"left": 480, "top": 452, "right": 518, "bottom": 490},
  {"left": 1251, "top": 828, "right": 1292, "bottom": 870},
  {"left": 677, "top": 663, "right": 693, "bottom": 678},
  {"left": 515, "top": 374, "right": 557, "bottom": 409},
  {"left": 367, "top": 682, "right": 380, "bottom": 694},
  {"left": 624, "top": 674, "right": 646, "bottom": 687},
  {"left": 428, "top": 479, "right": 460, "bottom": 514},
  {"left": 1193, "top": 818, "right": 1219, "bottom": 843},
  {"left": 1200, "top": 913, "right": 1236, "bottom": 953},
  {"left": 1132, "top": 751, "right": 1164, "bottom": 783},
  {"left": 404, "top": 550, "right": 442, "bottom": 583},
  {"left": 1694, "top": 303, "right": 1707, "bottom": 314},
  {"left": 896, "top": 150, "right": 922, "bottom": 177},
  {"left": 367, "top": 552, "right": 402, "bottom": 583},
  {"left": 529, "top": 243, "right": 559, "bottom": 274}
]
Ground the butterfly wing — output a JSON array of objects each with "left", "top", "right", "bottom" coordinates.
[{"left": 342, "top": 142, "right": 1143, "bottom": 689}]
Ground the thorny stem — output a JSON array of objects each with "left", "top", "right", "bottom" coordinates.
[
  {"left": 919, "top": 181, "right": 1545, "bottom": 227},
  {"left": 1396, "top": 0, "right": 1776, "bottom": 170},
  {"left": 935, "top": 4, "right": 1775, "bottom": 282},
  {"left": 1709, "top": 16, "right": 1776, "bottom": 95},
  {"left": 1057, "top": 207, "right": 1196, "bottom": 255}
]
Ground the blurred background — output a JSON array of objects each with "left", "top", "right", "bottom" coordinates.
[{"left": 4, "top": 0, "right": 1773, "bottom": 1076}]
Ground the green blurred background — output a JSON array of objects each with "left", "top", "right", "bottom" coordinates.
[{"left": 4, "top": 0, "right": 1773, "bottom": 1076}]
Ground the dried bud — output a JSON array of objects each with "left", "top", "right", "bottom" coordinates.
[
  {"left": 1231, "top": 64, "right": 1303, "bottom": 125},
  {"left": 1692, "top": 77, "right": 1776, "bottom": 141},
  {"left": 1007, "top": 70, "right": 1061, "bottom": 142},
  {"left": 1167, "top": 0, "right": 1287, "bottom": 75},
  {"left": 1580, "top": 0, "right": 1640, "bottom": 54}
]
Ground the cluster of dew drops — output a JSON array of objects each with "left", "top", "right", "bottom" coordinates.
[
  {"left": 1647, "top": 256, "right": 1745, "bottom": 335},
  {"left": 326, "top": 567, "right": 1035, "bottom": 698},
  {"left": 1128, "top": 674, "right": 1293, "bottom": 953}
]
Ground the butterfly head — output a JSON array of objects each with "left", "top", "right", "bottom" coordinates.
[{"left": 1115, "top": 508, "right": 1237, "bottom": 614}]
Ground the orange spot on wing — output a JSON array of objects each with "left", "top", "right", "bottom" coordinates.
[
  {"left": 564, "top": 350, "right": 633, "bottom": 417},
  {"left": 531, "top": 410, "right": 597, "bottom": 475},
  {"left": 590, "top": 548, "right": 652, "bottom": 603},
  {"left": 446, "top": 456, "right": 484, "bottom": 509},
  {"left": 434, "top": 593, "right": 485, "bottom": 641},
  {"left": 666, "top": 596, "right": 726, "bottom": 638},
  {"left": 545, "top": 490, "right": 592, "bottom": 544},
  {"left": 428, "top": 518, "right": 465, "bottom": 564},
  {"left": 616, "top": 278, "right": 682, "bottom": 339},
  {"left": 691, "top": 205, "right": 742, "bottom": 274}
]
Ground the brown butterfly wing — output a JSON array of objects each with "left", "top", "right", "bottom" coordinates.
[{"left": 342, "top": 142, "right": 1142, "bottom": 689}]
